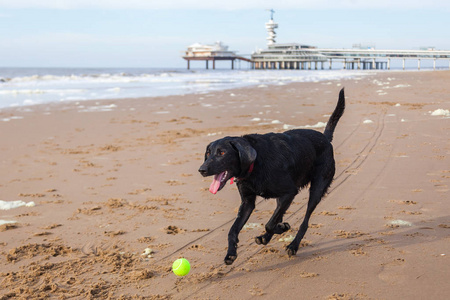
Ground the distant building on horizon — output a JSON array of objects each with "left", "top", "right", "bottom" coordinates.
[
  {"left": 182, "top": 41, "right": 250, "bottom": 70},
  {"left": 181, "top": 10, "right": 450, "bottom": 70},
  {"left": 251, "top": 10, "right": 450, "bottom": 70}
]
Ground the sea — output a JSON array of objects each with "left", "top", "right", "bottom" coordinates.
[{"left": 0, "top": 67, "right": 376, "bottom": 109}]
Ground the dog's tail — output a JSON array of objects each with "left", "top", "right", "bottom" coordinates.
[{"left": 323, "top": 88, "right": 345, "bottom": 143}]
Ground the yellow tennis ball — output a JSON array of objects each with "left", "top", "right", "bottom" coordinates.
[{"left": 172, "top": 258, "right": 190, "bottom": 276}]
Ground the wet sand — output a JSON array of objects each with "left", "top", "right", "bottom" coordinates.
[{"left": 0, "top": 70, "right": 449, "bottom": 299}]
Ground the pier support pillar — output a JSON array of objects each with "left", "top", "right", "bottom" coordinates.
[
  {"left": 231, "top": 60, "right": 234, "bottom": 70},
  {"left": 343, "top": 59, "right": 346, "bottom": 70},
  {"left": 402, "top": 59, "right": 405, "bottom": 70},
  {"left": 329, "top": 59, "right": 332, "bottom": 70},
  {"left": 321, "top": 62, "right": 324, "bottom": 70},
  {"left": 187, "top": 60, "right": 190, "bottom": 70},
  {"left": 372, "top": 58, "right": 376, "bottom": 69},
  {"left": 308, "top": 61, "right": 311, "bottom": 70},
  {"left": 206, "top": 60, "right": 209, "bottom": 69},
  {"left": 388, "top": 59, "right": 390, "bottom": 70},
  {"left": 418, "top": 59, "right": 421, "bottom": 70},
  {"left": 357, "top": 60, "right": 361, "bottom": 70},
  {"left": 433, "top": 59, "right": 436, "bottom": 70}
]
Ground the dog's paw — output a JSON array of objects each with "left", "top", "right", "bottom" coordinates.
[
  {"left": 286, "top": 244, "right": 298, "bottom": 257},
  {"left": 274, "top": 222, "right": 291, "bottom": 234},
  {"left": 224, "top": 254, "right": 237, "bottom": 265},
  {"left": 255, "top": 235, "right": 269, "bottom": 245}
]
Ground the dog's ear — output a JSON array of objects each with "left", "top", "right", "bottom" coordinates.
[{"left": 230, "top": 138, "right": 257, "bottom": 177}]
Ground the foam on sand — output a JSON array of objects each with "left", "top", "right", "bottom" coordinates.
[
  {"left": 0, "top": 200, "right": 36, "bottom": 210},
  {"left": 0, "top": 220, "right": 17, "bottom": 226},
  {"left": 283, "top": 121, "right": 327, "bottom": 130},
  {"left": 430, "top": 109, "right": 450, "bottom": 117}
]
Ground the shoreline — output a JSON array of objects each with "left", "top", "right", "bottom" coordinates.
[
  {"left": 0, "top": 68, "right": 381, "bottom": 111},
  {"left": 0, "top": 68, "right": 448, "bottom": 114},
  {"left": 1, "top": 70, "right": 449, "bottom": 299}
]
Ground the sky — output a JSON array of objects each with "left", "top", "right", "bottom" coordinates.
[{"left": 1, "top": 0, "right": 450, "bottom": 68}]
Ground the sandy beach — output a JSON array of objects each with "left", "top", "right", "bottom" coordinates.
[{"left": 1, "top": 70, "right": 449, "bottom": 299}]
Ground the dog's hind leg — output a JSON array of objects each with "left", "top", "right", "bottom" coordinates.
[
  {"left": 225, "top": 188, "right": 256, "bottom": 265},
  {"left": 255, "top": 194, "right": 296, "bottom": 245},
  {"left": 286, "top": 164, "right": 334, "bottom": 256}
]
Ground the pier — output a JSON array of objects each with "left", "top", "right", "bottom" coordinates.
[
  {"left": 251, "top": 12, "right": 450, "bottom": 70},
  {"left": 251, "top": 45, "right": 450, "bottom": 70},
  {"left": 182, "top": 11, "right": 450, "bottom": 71},
  {"left": 183, "top": 54, "right": 251, "bottom": 70}
]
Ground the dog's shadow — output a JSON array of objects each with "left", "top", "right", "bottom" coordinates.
[{"left": 221, "top": 215, "right": 449, "bottom": 279}]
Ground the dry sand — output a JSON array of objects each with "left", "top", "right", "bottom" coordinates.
[{"left": 0, "top": 70, "right": 449, "bottom": 299}]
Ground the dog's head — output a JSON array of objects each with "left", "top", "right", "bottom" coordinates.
[{"left": 198, "top": 137, "right": 257, "bottom": 194}]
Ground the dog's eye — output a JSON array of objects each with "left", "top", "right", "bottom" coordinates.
[
  {"left": 219, "top": 151, "right": 225, "bottom": 156},
  {"left": 206, "top": 152, "right": 210, "bottom": 157}
]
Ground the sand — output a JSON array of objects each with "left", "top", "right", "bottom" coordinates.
[{"left": 0, "top": 70, "right": 449, "bottom": 299}]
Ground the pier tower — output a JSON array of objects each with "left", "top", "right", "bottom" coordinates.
[{"left": 265, "top": 9, "right": 278, "bottom": 45}]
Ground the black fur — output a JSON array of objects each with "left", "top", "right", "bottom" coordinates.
[{"left": 199, "top": 88, "right": 345, "bottom": 265}]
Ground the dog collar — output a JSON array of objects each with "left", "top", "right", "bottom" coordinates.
[{"left": 230, "top": 162, "right": 254, "bottom": 185}]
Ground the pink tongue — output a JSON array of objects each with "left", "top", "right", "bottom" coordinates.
[{"left": 209, "top": 172, "right": 225, "bottom": 194}]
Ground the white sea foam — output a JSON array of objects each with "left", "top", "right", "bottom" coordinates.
[
  {"left": 430, "top": 109, "right": 450, "bottom": 117},
  {"left": 283, "top": 121, "right": 327, "bottom": 129},
  {"left": 389, "top": 220, "right": 413, "bottom": 227},
  {"left": 0, "top": 200, "right": 36, "bottom": 210},
  {"left": 0, "top": 220, "right": 17, "bottom": 226},
  {"left": 1, "top": 116, "right": 23, "bottom": 122},
  {"left": 0, "top": 68, "right": 375, "bottom": 109},
  {"left": 78, "top": 104, "right": 117, "bottom": 112},
  {"left": 303, "top": 121, "right": 327, "bottom": 128}
]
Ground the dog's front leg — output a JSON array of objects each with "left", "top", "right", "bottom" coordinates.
[{"left": 225, "top": 188, "right": 256, "bottom": 265}]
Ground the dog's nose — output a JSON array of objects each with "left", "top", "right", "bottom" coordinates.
[{"left": 198, "top": 166, "right": 208, "bottom": 177}]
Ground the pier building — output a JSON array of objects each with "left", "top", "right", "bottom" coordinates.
[
  {"left": 251, "top": 11, "right": 450, "bottom": 70},
  {"left": 182, "top": 41, "right": 250, "bottom": 70}
]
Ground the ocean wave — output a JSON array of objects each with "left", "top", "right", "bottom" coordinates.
[
  {"left": 0, "top": 88, "right": 86, "bottom": 95},
  {"left": 0, "top": 68, "right": 375, "bottom": 108}
]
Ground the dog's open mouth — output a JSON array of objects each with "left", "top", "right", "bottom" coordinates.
[{"left": 209, "top": 171, "right": 230, "bottom": 194}]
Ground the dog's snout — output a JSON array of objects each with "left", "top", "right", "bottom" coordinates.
[{"left": 198, "top": 165, "right": 208, "bottom": 177}]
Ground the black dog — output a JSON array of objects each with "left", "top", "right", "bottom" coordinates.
[{"left": 199, "top": 88, "right": 345, "bottom": 265}]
